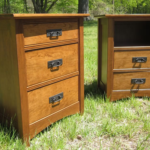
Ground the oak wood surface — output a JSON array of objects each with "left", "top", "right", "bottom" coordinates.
[
  {"left": 27, "top": 71, "right": 79, "bottom": 92},
  {"left": 78, "top": 18, "right": 84, "bottom": 114},
  {"left": 0, "top": 14, "right": 90, "bottom": 19},
  {"left": 23, "top": 18, "right": 78, "bottom": 24},
  {"left": 25, "top": 44, "right": 78, "bottom": 86},
  {"left": 114, "top": 50, "right": 150, "bottom": 69},
  {"left": 113, "top": 68, "right": 150, "bottom": 73},
  {"left": 107, "top": 18, "right": 114, "bottom": 98},
  {"left": 23, "top": 22, "right": 78, "bottom": 46},
  {"left": 114, "top": 46, "right": 150, "bottom": 51},
  {"left": 28, "top": 76, "right": 79, "bottom": 124},
  {"left": 29, "top": 102, "right": 79, "bottom": 139},
  {"left": 95, "top": 14, "right": 150, "bottom": 18},
  {"left": 24, "top": 39, "right": 78, "bottom": 51},
  {"left": 113, "top": 71, "right": 150, "bottom": 90},
  {"left": 15, "top": 20, "right": 30, "bottom": 144},
  {"left": 111, "top": 90, "right": 150, "bottom": 101},
  {"left": 0, "top": 18, "right": 22, "bottom": 134}
]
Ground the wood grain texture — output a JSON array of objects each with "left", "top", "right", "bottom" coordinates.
[
  {"left": 113, "top": 72, "right": 150, "bottom": 90},
  {"left": 78, "top": 18, "right": 84, "bottom": 114},
  {"left": 23, "top": 22, "right": 78, "bottom": 46},
  {"left": 25, "top": 39, "right": 78, "bottom": 51},
  {"left": 111, "top": 90, "right": 150, "bottom": 101},
  {"left": 107, "top": 18, "right": 114, "bottom": 99},
  {"left": 0, "top": 14, "right": 90, "bottom": 19},
  {"left": 114, "top": 46, "right": 150, "bottom": 51},
  {"left": 95, "top": 14, "right": 150, "bottom": 18},
  {"left": 114, "top": 50, "right": 150, "bottom": 69},
  {"left": 0, "top": 18, "right": 22, "bottom": 134},
  {"left": 23, "top": 18, "right": 78, "bottom": 24},
  {"left": 15, "top": 20, "right": 30, "bottom": 145},
  {"left": 29, "top": 102, "right": 79, "bottom": 139},
  {"left": 0, "top": 18, "right": 29, "bottom": 145},
  {"left": 113, "top": 68, "right": 150, "bottom": 73},
  {"left": 27, "top": 71, "right": 79, "bottom": 92},
  {"left": 25, "top": 44, "right": 78, "bottom": 86},
  {"left": 28, "top": 76, "right": 79, "bottom": 124}
]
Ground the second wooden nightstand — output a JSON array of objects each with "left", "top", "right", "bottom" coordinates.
[{"left": 95, "top": 14, "right": 150, "bottom": 101}]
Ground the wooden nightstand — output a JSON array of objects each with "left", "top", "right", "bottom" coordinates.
[
  {"left": 0, "top": 13, "right": 89, "bottom": 144},
  {"left": 95, "top": 14, "right": 150, "bottom": 101}
]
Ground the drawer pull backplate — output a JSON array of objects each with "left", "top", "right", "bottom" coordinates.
[
  {"left": 49, "top": 92, "right": 63, "bottom": 103},
  {"left": 132, "top": 57, "right": 147, "bottom": 63},
  {"left": 47, "top": 29, "right": 62, "bottom": 37},
  {"left": 48, "top": 59, "right": 63, "bottom": 68},
  {"left": 131, "top": 78, "right": 146, "bottom": 84}
]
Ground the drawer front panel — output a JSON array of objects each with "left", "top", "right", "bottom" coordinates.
[
  {"left": 114, "top": 50, "right": 150, "bottom": 69},
  {"left": 113, "top": 72, "right": 150, "bottom": 90},
  {"left": 28, "top": 76, "right": 79, "bottom": 124},
  {"left": 25, "top": 44, "right": 78, "bottom": 86},
  {"left": 23, "top": 22, "right": 78, "bottom": 46}
]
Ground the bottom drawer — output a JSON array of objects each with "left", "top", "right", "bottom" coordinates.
[
  {"left": 111, "top": 90, "right": 150, "bottom": 101},
  {"left": 29, "top": 102, "right": 79, "bottom": 139},
  {"left": 28, "top": 76, "right": 79, "bottom": 124},
  {"left": 113, "top": 71, "right": 150, "bottom": 90}
]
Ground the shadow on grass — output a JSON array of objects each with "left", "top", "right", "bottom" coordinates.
[
  {"left": 84, "top": 20, "right": 98, "bottom": 28},
  {"left": 84, "top": 79, "right": 105, "bottom": 100}
]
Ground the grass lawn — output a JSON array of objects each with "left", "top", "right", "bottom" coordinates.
[{"left": 1, "top": 20, "right": 150, "bottom": 150}]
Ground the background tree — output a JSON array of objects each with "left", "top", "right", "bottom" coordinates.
[
  {"left": 31, "top": 0, "right": 58, "bottom": 13},
  {"left": 78, "top": 0, "right": 90, "bottom": 20}
]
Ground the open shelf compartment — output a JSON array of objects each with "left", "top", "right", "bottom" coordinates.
[{"left": 114, "top": 21, "right": 150, "bottom": 47}]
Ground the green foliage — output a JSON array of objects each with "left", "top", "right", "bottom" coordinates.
[
  {"left": 53, "top": 0, "right": 78, "bottom": 13},
  {"left": 1, "top": 0, "right": 150, "bottom": 14},
  {"left": 0, "top": 0, "right": 28, "bottom": 14}
]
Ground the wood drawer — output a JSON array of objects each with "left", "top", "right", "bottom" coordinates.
[
  {"left": 113, "top": 71, "right": 150, "bottom": 90},
  {"left": 114, "top": 50, "right": 150, "bottom": 69},
  {"left": 28, "top": 76, "right": 79, "bottom": 124},
  {"left": 25, "top": 44, "right": 78, "bottom": 86},
  {"left": 23, "top": 22, "right": 78, "bottom": 46}
]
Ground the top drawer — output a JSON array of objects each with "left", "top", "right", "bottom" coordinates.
[{"left": 23, "top": 22, "right": 78, "bottom": 46}]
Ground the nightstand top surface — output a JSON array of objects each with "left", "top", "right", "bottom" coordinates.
[
  {"left": 0, "top": 13, "right": 90, "bottom": 19},
  {"left": 95, "top": 14, "right": 150, "bottom": 18}
]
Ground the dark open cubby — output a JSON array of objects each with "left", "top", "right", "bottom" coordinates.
[{"left": 114, "top": 21, "right": 150, "bottom": 47}]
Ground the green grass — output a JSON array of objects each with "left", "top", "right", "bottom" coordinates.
[{"left": 1, "top": 20, "right": 150, "bottom": 149}]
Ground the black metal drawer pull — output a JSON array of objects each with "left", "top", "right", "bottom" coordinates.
[
  {"left": 48, "top": 59, "right": 63, "bottom": 68},
  {"left": 132, "top": 57, "right": 147, "bottom": 63},
  {"left": 131, "top": 78, "right": 146, "bottom": 84},
  {"left": 47, "top": 29, "right": 62, "bottom": 37},
  {"left": 49, "top": 92, "right": 63, "bottom": 103}
]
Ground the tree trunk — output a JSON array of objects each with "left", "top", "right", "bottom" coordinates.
[
  {"left": 3, "top": 0, "right": 11, "bottom": 13},
  {"left": 23, "top": 0, "right": 28, "bottom": 12},
  {"left": 78, "top": 0, "right": 90, "bottom": 20},
  {"left": 31, "top": 0, "right": 58, "bottom": 13}
]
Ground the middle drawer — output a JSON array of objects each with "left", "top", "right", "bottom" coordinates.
[
  {"left": 114, "top": 50, "right": 150, "bottom": 69},
  {"left": 25, "top": 44, "right": 78, "bottom": 86}
]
